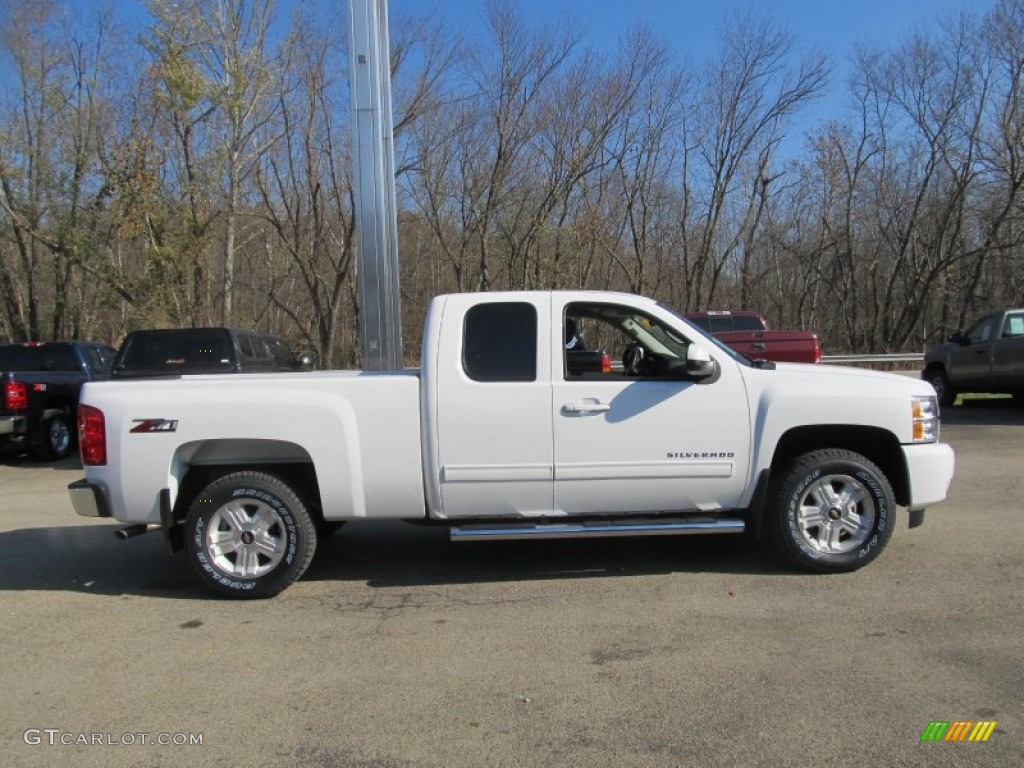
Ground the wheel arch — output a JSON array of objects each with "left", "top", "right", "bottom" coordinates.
[
  {"left": 165, "top": 439, "right": 324, "bottom": 553},
  {"left": 769, "top": 425, "right": 909, "bottom": 507},
  {"left": 41, "top": 395, "right": 74, "bottom": 420}
]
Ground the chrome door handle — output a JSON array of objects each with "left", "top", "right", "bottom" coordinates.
[{"left": 563, "top": 401, "right": 611, "bottom": 414}]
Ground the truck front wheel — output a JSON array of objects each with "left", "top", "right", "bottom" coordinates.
[
  {"left": 185, "top": 472, "right": 317, "bottom": 598},
  {"left": 924, "top": 368, "right": 955, "bottom": 407},
  {"left": 767, "top": 449, "right": 895, "bottom": 573}
]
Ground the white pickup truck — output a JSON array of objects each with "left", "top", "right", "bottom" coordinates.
[{"left": 68, "top": 291, "right": 955, "bottom": 598}]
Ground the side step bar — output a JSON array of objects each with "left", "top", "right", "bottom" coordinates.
[{"left": 451, "top": 517, "right": 744, "bottom": 542}]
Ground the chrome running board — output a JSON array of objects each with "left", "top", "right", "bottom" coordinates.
[{"left": 450, "top": 517, "right": 744, "bottom": 542}]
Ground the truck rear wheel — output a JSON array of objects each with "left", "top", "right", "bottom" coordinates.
[
  {"left": 185, "top": 471, "right": 316, "bottom": 598},
  {"left": 767, "top": 449, "right": 895, "bottom": 573},
  {"left": 33, "top": 412, "right": 74, "bottom": 461}
]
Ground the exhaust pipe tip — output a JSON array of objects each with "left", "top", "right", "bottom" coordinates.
[{"left": 115, "top": 524, "right": 151, "bottom": 541}]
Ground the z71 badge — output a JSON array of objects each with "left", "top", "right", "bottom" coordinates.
[{"left": 130, "top": 418, "right": 179, "bottom": 433}]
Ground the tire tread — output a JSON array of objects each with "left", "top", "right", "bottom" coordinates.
[
  {"left": 185, "top": 470, "right": 317, "bottom": 598},
  {"left": 766, "top": 448, "right": 895, "bottom": 573}
]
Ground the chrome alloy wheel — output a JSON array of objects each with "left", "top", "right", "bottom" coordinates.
[
  {"left": 206, "top": 499, "right": 287, "bottom": 578},
  {"left": 49, "top": 417, "right": 71, "bottom": 455},
  {"left": 795, "top": 473, "right": 875, "bottom": 554}
]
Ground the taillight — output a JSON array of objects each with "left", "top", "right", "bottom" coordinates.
[
  {"left": 78, "top": 404, "right": 107, "bottom": 466},
  {"left": 812, "top": 337, "right": 821, "bottom": 364},
  {"left": 600, "top": 352, "right": 612, "bottom": 374},
  {"left": 4, "top": 380, "right": 28, "bottom": 410}
]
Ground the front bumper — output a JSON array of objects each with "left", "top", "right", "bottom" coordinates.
[
  {"left": 68, "top": 478, "right": 111, "bottom": 518},
  {"left": 902, "top": 442, "right": 956, "bottom": 512}
]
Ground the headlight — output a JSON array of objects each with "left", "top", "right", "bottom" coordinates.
[{"left": 912, "top": 395, "right": 939, "bottom": 443}]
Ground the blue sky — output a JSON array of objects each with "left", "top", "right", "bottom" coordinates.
[
  {"left": 401, "top": 0, "right": 992, "bottom": 60},
  {"left": 390, "top": 0, "right": 997, "bottom": 151},
  {"left": 9, "top": 0, "right": 992, "bottom": 153}
]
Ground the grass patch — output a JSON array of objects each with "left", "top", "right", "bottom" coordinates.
[{"left": 955, "top": 393, "right": 1012, "bottom": 406}]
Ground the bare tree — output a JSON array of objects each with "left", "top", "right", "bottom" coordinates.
[
  {"left": 680, "top": 12, "right": 829, "bottom": 309},
  {"left": 0, "top": 0, "right": 126, "bottom": 339}
]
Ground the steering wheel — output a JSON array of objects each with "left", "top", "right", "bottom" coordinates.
[{"left": 622, "top": 343, "right": 645, "bottom": 376}]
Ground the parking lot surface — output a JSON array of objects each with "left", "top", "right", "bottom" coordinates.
[{"left": 1, "top": 401, "right": 1022, "bottom": 767}]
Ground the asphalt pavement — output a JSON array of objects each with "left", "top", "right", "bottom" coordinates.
[{"left": 1, "top": 400, "right": 1021, "bottom": 767}]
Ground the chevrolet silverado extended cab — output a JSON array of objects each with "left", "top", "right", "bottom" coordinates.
[
  {"left": 68, "top": 291, "right": 954, "bottom": 598},
  {"left": 683, "top": 310, "right": 821, "bottom": 363},
  {"left": 1, "top": 341, "right": 115, "bottom": 460},
  {"left": 922, "top": 308, "right": 1024, "bottom": 406}
]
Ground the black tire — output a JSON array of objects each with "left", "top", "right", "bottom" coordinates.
[
  {"left": 924, "top": 368, "right": 955, "bottom": 408},
  {"left": 33, "top": 412, "right": 74, "bottom": 461},
  {"left": 767, "top": 449, "right": 895, "bottom": 573},
  {"left": 185, "top": 471, "right": 317, "bottom": 598}
]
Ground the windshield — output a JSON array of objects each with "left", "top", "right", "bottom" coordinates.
[{"left": 657, "top": 303, "right": 754, "bottom": 366}]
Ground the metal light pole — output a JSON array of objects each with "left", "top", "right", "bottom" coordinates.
[{"left": 348, "top": 0, "right": 403, "bottom": 370}]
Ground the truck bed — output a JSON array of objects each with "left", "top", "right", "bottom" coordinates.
[{"left": 79, "top": 370, "right": 425, "bottom": 524}]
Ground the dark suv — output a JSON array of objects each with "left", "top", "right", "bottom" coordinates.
[{"left": 112, "top": 328, "right": 310, "bottom": 378}]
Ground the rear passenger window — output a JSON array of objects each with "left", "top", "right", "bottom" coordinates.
[
  {"left": 463, "top": 303, "right": 537, "bottom": 382},
  {"left": 732, "top": 316, "right": 764, "bottom": 332},
  {"left": 1002, "top": 315, "right": 1024, "bottom": 338},
  {"left": 49, "top": 346, "right": 80, "bottom": 371},
  {"left": 85, "top": 347, "right": 113, "bottom": 374},
  {"left": 238, "top": 334, "right": 260, "bottom": 361}
]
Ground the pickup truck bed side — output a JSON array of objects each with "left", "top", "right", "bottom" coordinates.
[{"left": 77, "top": 371, "right": 424, "bottom": 524}]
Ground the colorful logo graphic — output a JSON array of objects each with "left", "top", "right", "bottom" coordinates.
[{"left": 920, "top": 721, "right": 997, "bottom": 742}]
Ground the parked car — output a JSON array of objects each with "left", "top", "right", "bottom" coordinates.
[
  {"left": 0, "top": 340, "right": 115, "bottom": 459},
  {"left": 922, "top": 308, "right": 1024, "bottom": 406},
  {"left": 682, "top": 310, "right": 821, "bottom": 364},
  {"left": 112, "top": 328, "right": 310, "bottom": 378}
]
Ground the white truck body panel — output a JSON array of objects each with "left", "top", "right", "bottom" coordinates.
[
  {"left": 428, "top": 293, "right": 555, "bottom": 518},
  {"left": 79, "top": 290, "right": 954, "bottom": 529},
  {"left": 82, "top": 371, "right": 423, "bottom": 524}
]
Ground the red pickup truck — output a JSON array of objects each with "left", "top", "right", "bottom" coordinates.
[{"left": 683, "top": 311, "right": 821, "bottom": 364}]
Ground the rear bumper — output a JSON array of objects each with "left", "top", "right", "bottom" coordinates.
[
  {"left": 0, "top": 414, "right": 27, "bottom": 436},
  {"left": 68, "top": 478, "right": 111, "bottom": 518},
  {"left": 903, "top": 442, "right": 956, "bottom": 512}
]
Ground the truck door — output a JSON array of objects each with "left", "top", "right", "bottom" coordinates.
[
  {"left": 432, "top": 295, "right": 554, "bottom": 518},
  {"left": 551, "top": 301, "right": 751, "bottom": 516},
  {"left": 949, "top": 314, "right": 998, "bottom": 388}
]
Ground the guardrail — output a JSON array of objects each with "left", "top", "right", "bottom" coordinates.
[{"left": 821, "top": 353, "right": 924, "bottom": 365}]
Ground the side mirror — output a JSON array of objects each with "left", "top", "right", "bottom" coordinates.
[
  {"left": 686, "top": 343, "right": 716, "bottom": 379},
  {"left": 947, "top": 331, "right": 967, "bottom": 345}
]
